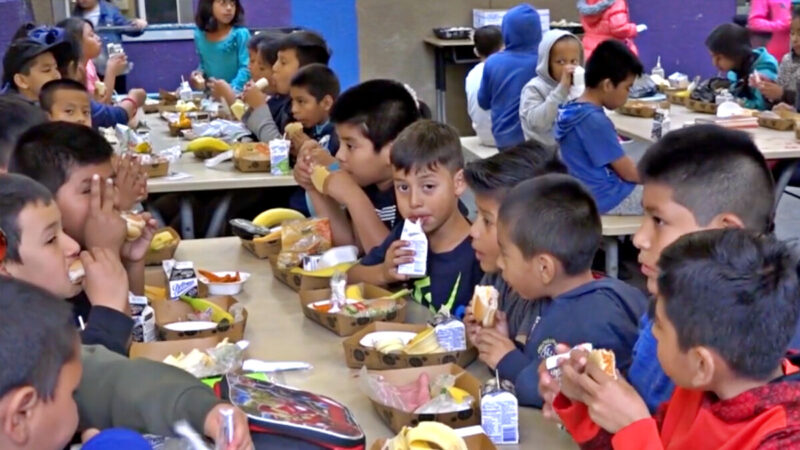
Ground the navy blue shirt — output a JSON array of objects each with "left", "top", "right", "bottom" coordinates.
[
  {"left": 363, "top": 184, "right": 399, "bottom": 232},
  {"left": 496, "top": 277, "right": 647, "bottom": 407},
  {"left": 360, "top": 223, "right": 483, "bottom": 317},
  {"left": 267, "top": 95, "right": 293, "bottom": 134},
  {"left": 554, "top": 101, "right": 636, "bottom": 213}
]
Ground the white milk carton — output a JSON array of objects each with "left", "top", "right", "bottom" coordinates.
[
  {"left": 481, "top": 381, "right": 519, "bottom": 444},
  {"left": 397, "top": 219, "right": 427, "bottom": 277},
  {"left": 434, "top": 316, "right": 467, "bottom": 352},
  {"left": 129, "top": 294, "right": 156, "bottom": 343}
]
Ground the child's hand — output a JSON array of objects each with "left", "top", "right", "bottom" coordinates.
[
  {"left": 114, "top": 154, "right": 147, "bottom": 211},
  {"left": 204, "top": 404, "right": 254, "bottom": 450},
  {"left": 537, "top": 343, "right": 571, "bottom": 423},
  {"left": 756, "top": 79, "right": 784, "bottom": 102},
  {"left": 293, "top": 148, "right": 315, "bottom": 191},
  {"left": 562, "top": 357, "right": 651, "bottom": 433},
  {"left": 560, "top": 64, "right": 576, "bottom": 89},
  {"left": 190, "top": 71, "right": 205, "bottom": 91},
  {"left": 774, "top": 102, "right": 795, "bottom": 113},
  {"left": 81, "top": 247, "right": 130, "bottom": 315},
  {"left": 84, "top": 175, "right": 126, "bottom": 251},
  {"left": 131, "top": 18, "right": 148, "bottom": 29},
  {"left": 382, "top": 240, "right": 414, "bottom": 283},
  {"left": 106, "top": 53, "right": 128, "bottom": 78},
  {"left": 127, "top": 88, "right": 147, "bottom": 108},
  {"left": 475, "top": 328, "right": 516, "bottom": 369},
  {"left": 492, "top": 310, "right": 510, "bottom": 337},
  {"left": 324, "top": 170, "right": 360, "bottom": 204},
  {"left": 289, "top": 132, "right": 311, "bottom": 156},
  {"left": 463, "top": 305, "right": 481, "bottom": 345},
  {"left": 121, "top": 213, "right": 158, "bottom": 263},
  {"left": 242, "top": 82, "right": 267, "bottom": 109},
  {"left": 209, "top": 79, "right": 235, "bottom": 104}
]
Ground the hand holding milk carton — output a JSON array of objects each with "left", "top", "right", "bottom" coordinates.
[{"left": 396, "top": 219, "right": 428, "bottom": 278}]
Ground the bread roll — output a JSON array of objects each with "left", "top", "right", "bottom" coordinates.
[
  {"left": 311, "top": 165, "right": 330, "bottom": 193},
  {"left": 588, "top": 349, "right": 617, "bottom": 379},
  {"left": 69, "top": 260, "right": 85, "bottom": 284},
  {"left": 121, "top": 212, "right": 146, "bottom": 241},
  {"left": 471, "top": 285, "right": 498, "bottom": 327},
  {"left": 285, "top": 122, "right": 303, "bottom": 137}
]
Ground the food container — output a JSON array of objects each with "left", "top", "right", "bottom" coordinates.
[
  {"left": 616, "top": 101, "right": 670, "bottom": 118},
  {"left": 144, "top": 227, "right": 180, "bottom": 266},
  {"left": 198, "top": 271, "right": 251, "bottom": 296},
  {"left": 144, "top": 157, "right": 170, "bottom": 178},
  {"left": 758, "top": 110, "right": 799, "bottom": 131},
  {"left": 666, "top": 91, "right": 689, "bottom": 106},
  {"left": 150, "top": 294, "right": 248, "bottom": 341},
  {"left": 687, "top": 98, "right": 718, "bottom": 114},
  {"left": 129, "top": 335, "right": 225, "bottom": 361},
  {"left": 232, "top": 142, "right": 271, "bottom": 173},
  {"left": 299, "top": 285, "right": 408, "bottom": 336}
]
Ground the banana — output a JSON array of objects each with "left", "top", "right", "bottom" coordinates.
[
  {"left": 346, "top": 284, "right": 363, "bottom": 301},
  {"left": 150, "top": 230, "right": 176, "bottom": 251},
  {"left": 403, "top": 327, "right": 445, "bottom": 355},
  {"left": 375, "top": 337, "right": 405, "bottom": 354},
  {"left": 252, "top": 229, "right": 282, "bottom": 243},
  {"left": 145, "top": 285, "right": 167, "bottom": 301},
  {"left": 383, "top": 423, "right": 467, "bottom": 450},
  {"left": 134, "top": 141, "right": 152, "bottom": 154},
  {"left": 252, "top": 208, "right": 305, "bottom": 228},
  {"left": 230, "top": 99, "right": 247, "bottom": 120},
  {"left": 179, "top": 295, "right": 234, "bottom": 323},
  {"left": 186, "top": 137, "right": 231, "bottom": 153},
  {"left": 289, "top": 262, "right": 355, "bottom": 278}
]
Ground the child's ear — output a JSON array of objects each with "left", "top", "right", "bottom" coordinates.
[
  {"left": 12, "top": 73, "right": 29, "bottom": 92},
  {"left": 320, "top": 95, "right": 334, "bottom": 113},
  {"left": 709, "top": 213, "right": 746, "bottom": 230},
  {"left": 601, "top": 78, "right": 614, "bottom": 93},
  {"left": 537, "top": 254, "right": 557, "bottom": 285},
  {"left": 379, "top": 140, "right": 394, "bottom": 165},
  {"left": 452, "top": 169, "right": 466, "bottom": 196},
  {"left": 1, "top": 386, "right": 38, "bottom": 445},
  {"left": 688, "top": 346, "right": 716, "bottom": 388}
]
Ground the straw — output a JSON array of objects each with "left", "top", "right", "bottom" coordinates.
[{"left": 78, "top": 316, "right": 86, "bottom": 331}]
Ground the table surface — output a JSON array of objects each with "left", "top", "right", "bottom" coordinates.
[
  {"left": 174, "top": 237, "right": 578, "bottom": 449},
  {"left": 423, "top": 36, "right": 474, "bottom": 47},
  {"left": 145, "top": 115, "right": 296, "bottom": 194},
  {"left": 608, "top": 105, "right": 800, "bottom": 159}
]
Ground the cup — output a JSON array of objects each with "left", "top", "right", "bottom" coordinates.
[{"left": 572, "top": 66, "right": 585, "bottom": 89}]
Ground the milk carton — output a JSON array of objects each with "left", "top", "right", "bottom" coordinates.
[
  {"left": 432, "top": 313, "right": 467, "bottom": 352},
  {"left": 162, "top": 260, "right": 199, "bottom": 299},
  {"left": 397, "top": 219, "right": 427, "bottom": 277},
  {"left": 481, "top": 378, "right": 519, "bottom": 444},
  {"left": 269, "top": 138, "right": 291, "bottom": 175},
  {"left": 129, "top": 294, "right": 156, "bottom": 343}
]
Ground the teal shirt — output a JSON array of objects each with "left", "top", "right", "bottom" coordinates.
[
  {"left": 193, "top": 26, "right": 251, "bottom": 91},
  {"left": 727, "top": 47, "right": 779, "bottom": 110}
]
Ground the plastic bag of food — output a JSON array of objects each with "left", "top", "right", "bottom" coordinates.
[
  {"left": 358, "top": 366, "right": 431, "bottom": 412},
  {"left": 277, "top": 218, "right": 332, "bottom": 269},
  {"left": 162, "top": 339, "right": 245, "bottom": 378}
]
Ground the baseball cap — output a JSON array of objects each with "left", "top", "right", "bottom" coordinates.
[{"left": 2, "top": 26, "right": 72, "bottom": 88}]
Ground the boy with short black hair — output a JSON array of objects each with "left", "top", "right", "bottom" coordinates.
[
  {"left": 491, "top": 174, "right": 646, "bottom": 407},
  {"left": 288, "top": 63, "right": 340, "bottom": 154},
  {"left": 555, "top": 39, "right": 644, "bottom": 215},
  {"left": 347, "top": 120, "right": 482, "bottom": 316},
  {"left": 39, "top": 78, "right": 92, "bottom": 127},
  {"left": 243, "top": 30, "right": 330, "bottom": 138},
  {"left": 553, "top": 229, "right": 800, "bottom": 448},
  {"left": 295, "top": 79, "right": 421, "bottom": 252},
  {"left": 0, "top": 96, "right": 47, "bottom": 169},
  {"left": 464, "top": 142, "right": 566, "bottom": 346},
  {"left": 1, "top": 25, "right": 71, "bottom": 103},
  {"left": 466, "top": 25, "right": 503, "bottom": 146}
]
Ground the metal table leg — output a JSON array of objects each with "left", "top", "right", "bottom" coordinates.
[
  {"left": 604, "top": 237, "right": 619, "bottom": 278},
  {"left": 205, "top": 193, "right": 233, "bottom": 238},
  {"left": 144, "top": 202, "right": 166, "bottom": 228},
  {"left": 434, "top": 47, "right": 447, "bottom": 123},
  {"left": 179, "top": 197, "right": 194, "bottom": 239},
  {"left": 773, "top": 159, "right": 800, "bottom": 213}
]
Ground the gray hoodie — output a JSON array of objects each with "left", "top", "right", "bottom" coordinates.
[{"left": 519, "top": 30, "right": 583, "bottom": 148}]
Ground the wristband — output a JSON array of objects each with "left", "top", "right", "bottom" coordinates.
[{"left": 120, "top": 97, "right": 138, "bottom": 109}]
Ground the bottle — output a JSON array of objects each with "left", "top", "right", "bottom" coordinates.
[
  {"left": 179, "top": 78, "right": 193, "bottom": 102},
  {"left": 652, "top": 56, "right": 665, "bottom": 80}
]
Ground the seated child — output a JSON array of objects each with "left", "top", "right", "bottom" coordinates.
[
  {"left": 552, "top": 229, "right": 800, "bottom": 448},
  {"left": 211, "top": 32, "right": 279, "bottom": 107},
  {"left": 0, "top": 275, "right": 251, "bottom": 449},
  {"left": 294, "top": 79, "right": 421, "bottom": 252},
  {"left": 39, "top": 79, "right": 92, "bottom": 127},
  {"left": 706, "top": 23, "right": 778, "bottom": 110},
  {"left": 0, "top": 96, "right": 46, "bottom": 169},
  {"left": 478, "top": 3, "right": 542, "bottom": 148},
  {"left": 1, "top": 25, "right": 71, "bottom": 104},
  {"left": 243, "top": 30, "right": 330, "bottom": 140},
  {"left": 756, "top": 7, "right": 800, "bottom": 107},
  {"left": 288, "top": 63, "right": 340, "bottom": 154},
  {"left": 9, "top": 123, "right": 157, "bottom": 353},
  {"left": 466, "top": 25, "right": 502, "bottom": 147},
  {"left": 555, "top": 39, "right": 643, "bottom": 215},
  {"left": 491, "top": 173, "right": 646, "bottom": 407},
  {"left": 626, "top": 125, "right": 776, "bottom": 412},
  {"left": 520, "top": 29, "right": 584, "bottom": 148},
  {"left": 347, "top": 120, "right": 483, "bottom": 317},
  {"left": 463, "top": 141, "right": 567, "bottom": 346}
]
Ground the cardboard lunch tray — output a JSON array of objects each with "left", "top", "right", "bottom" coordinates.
[
  {"left": 267, "top": 254, "right": 331, "bottom": 292},
  {"left": 144, "top": 159, "right": 170, "bottom": 178},
  {"left": 240, "top": 236, "right": 281, "bottom": 259},
  {"left": 129, "top": 335, "right": 225, "bottom": 361},
  {"left": 666, "top": 91, "right": 689, "bottom": 106},
  {"left": 759, "top": 116, "right": 796, "bottom": 131},
  {"left": 150, "top": 294, "right": 248, "bottom": 341},
  {"left": 343, "top": 322, "right": 478, "bottom": 370},
  {"left": 144, "top": 267, "right": 209, "bottom": 299},
  {"left": 144, "top": 227, "right": 180, "bottom": 266},
  {"left": 233, "top": 155, "right": 270, "bottom": 172},
  {"left": 299, "top": 284, "right": 408, "bottom": 336},
  {"left": 616, "top": 101, "right": 670, "bottom": 118},
  {"left": 367, "top": 364, "right": 482, "bottom": 434},
  {"left": 370, "top": 433, "right": 496, "bottom": 450},
  {"left": 687, "top": 98, "right": 718, "bottom": 114}
]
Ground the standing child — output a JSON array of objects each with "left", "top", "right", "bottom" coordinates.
[
  {"left": 466, "top": 25, "right": 502, "bottom": 147},
  {"left": 706, "top": 23, "right": 778, "bottom": 111},
  {"left": 577, "top": 0, "right": 642, "bottom": 59},
  {"left": 347, "top": 120, "right": 483, "bottom": 317},
  {"left": 193, "top": 0, "right": 251, "bottom": 93},
  {"left": 748, "top": 0, "right": 792, "bottom": 61},
  {"left": 478, "top": 3, "right": 542, "bottom": 149},
  {"left": 756, "top": 6, "right": 800, "bottom": 106},
  {"left": 71, "top": 0, "right": 146, "bottom": 92},
  {"left": 520, "top": 30, "right": 584, "bottom": 148},
  {"left": 555, "top": 39, "right": 643, "bottom": 215}
]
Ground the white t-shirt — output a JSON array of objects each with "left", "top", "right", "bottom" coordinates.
[
  {"left": 84, "top": 4, "right": 101, "bottom": 28},
  {"left": 465, "top": 62, "right": 495, "bottom": 147}
]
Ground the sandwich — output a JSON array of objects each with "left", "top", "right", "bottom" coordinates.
[
  {"left": 588, "top": 348, "right": 617, "bottom": 379},
  {"left": 121, "top": 212, "right": 146, "bottom": 241},
  {"left": 68, "top": 260, "right": 85, "bottom": 284},
  {"left": 285, "top": 122, "right": 304, "bottom": 137},
  {"left": 254, "top": 77, "right": 269, "bottom": 91},
  {"left": 471, "top": 285, "right": 498, "bottom": 327},
  {"left": 311, "top": 165, "right": 330, "bottom": 193}
]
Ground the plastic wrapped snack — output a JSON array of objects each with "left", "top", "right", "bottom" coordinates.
[
  {"left": 277, "top": 218, "right": 333, "bottom": 269},
  {"left": 359, "top": 366, "right": 431, "bottom": 412},
  {"left": 162, "top": 338, "right": 245, "bottom": 378}
]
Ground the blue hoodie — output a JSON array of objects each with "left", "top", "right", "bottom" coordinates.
[
  {"left": 495, "top": 277, "right": 647, "bottom": 407},
  {"left": 554, "top": 101, "right": 635, "bottom": 213},
  {"left": 478, "top": 4, "right": 542, "bottom": 148}
]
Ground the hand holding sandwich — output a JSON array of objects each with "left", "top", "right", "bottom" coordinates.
[
  {"left": 120, "top": 212, "right": 157, "bottom": 264},
  {"left": 475, "top": 322, "right": 515, "bottom": 369},
  {"left": 84, "top": 175, "right": 126, "bottom": 251},
  {"left": 81, "top": 247, "right": 130, "bottom": 315},
  {"left": 560, "top": 348, "right": 650, "bottom": 433}
]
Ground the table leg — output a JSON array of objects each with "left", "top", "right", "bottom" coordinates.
[
  {"left": 773, "top": 159, "right": 800, "bottom": 214},
  {"left": 604, "top": 237, "right": 619, "bottom": 279},
  {"left": 179, "top": 197, "right": 195, "bottom": 239},
  {"left": 144, "top": 202, "right": 166, "bottom": 228},
  {"left": 205, "top": 193, "right": 233, "bottom": 238},
  {"left": 434, "top": 47, "right": 447, "bottom": 123}
]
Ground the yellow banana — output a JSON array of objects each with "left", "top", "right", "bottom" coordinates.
[
  {"left": 149, "top": 231, "right": 176, "bottom": 251},
  {"left": 403, "top": 327, "right": 445, "bottom": 355},
  {"left": 252, "top": 208, "right": 305, "bottom": 228},
  {"left": 345, "top": 284, "right": 363, "bottom": 300},
  {"left": 145, "top": 285, "right": 167, "bottom": 301},
  {"left": 186, "top": 137, "right": 230, "bottom": 153},
  {"left": 289, "top": 262, "right": 355, "bottom": 278},
  {"left": 179, "top": 295, "right": 234, "bottom": 323},
  {"left": 384, "top": 422, "right": 467, "bottom": 450}
]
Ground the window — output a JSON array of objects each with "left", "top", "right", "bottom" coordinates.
[{"left": 138, "top": 0, "right": 194, "bottom": 24}]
